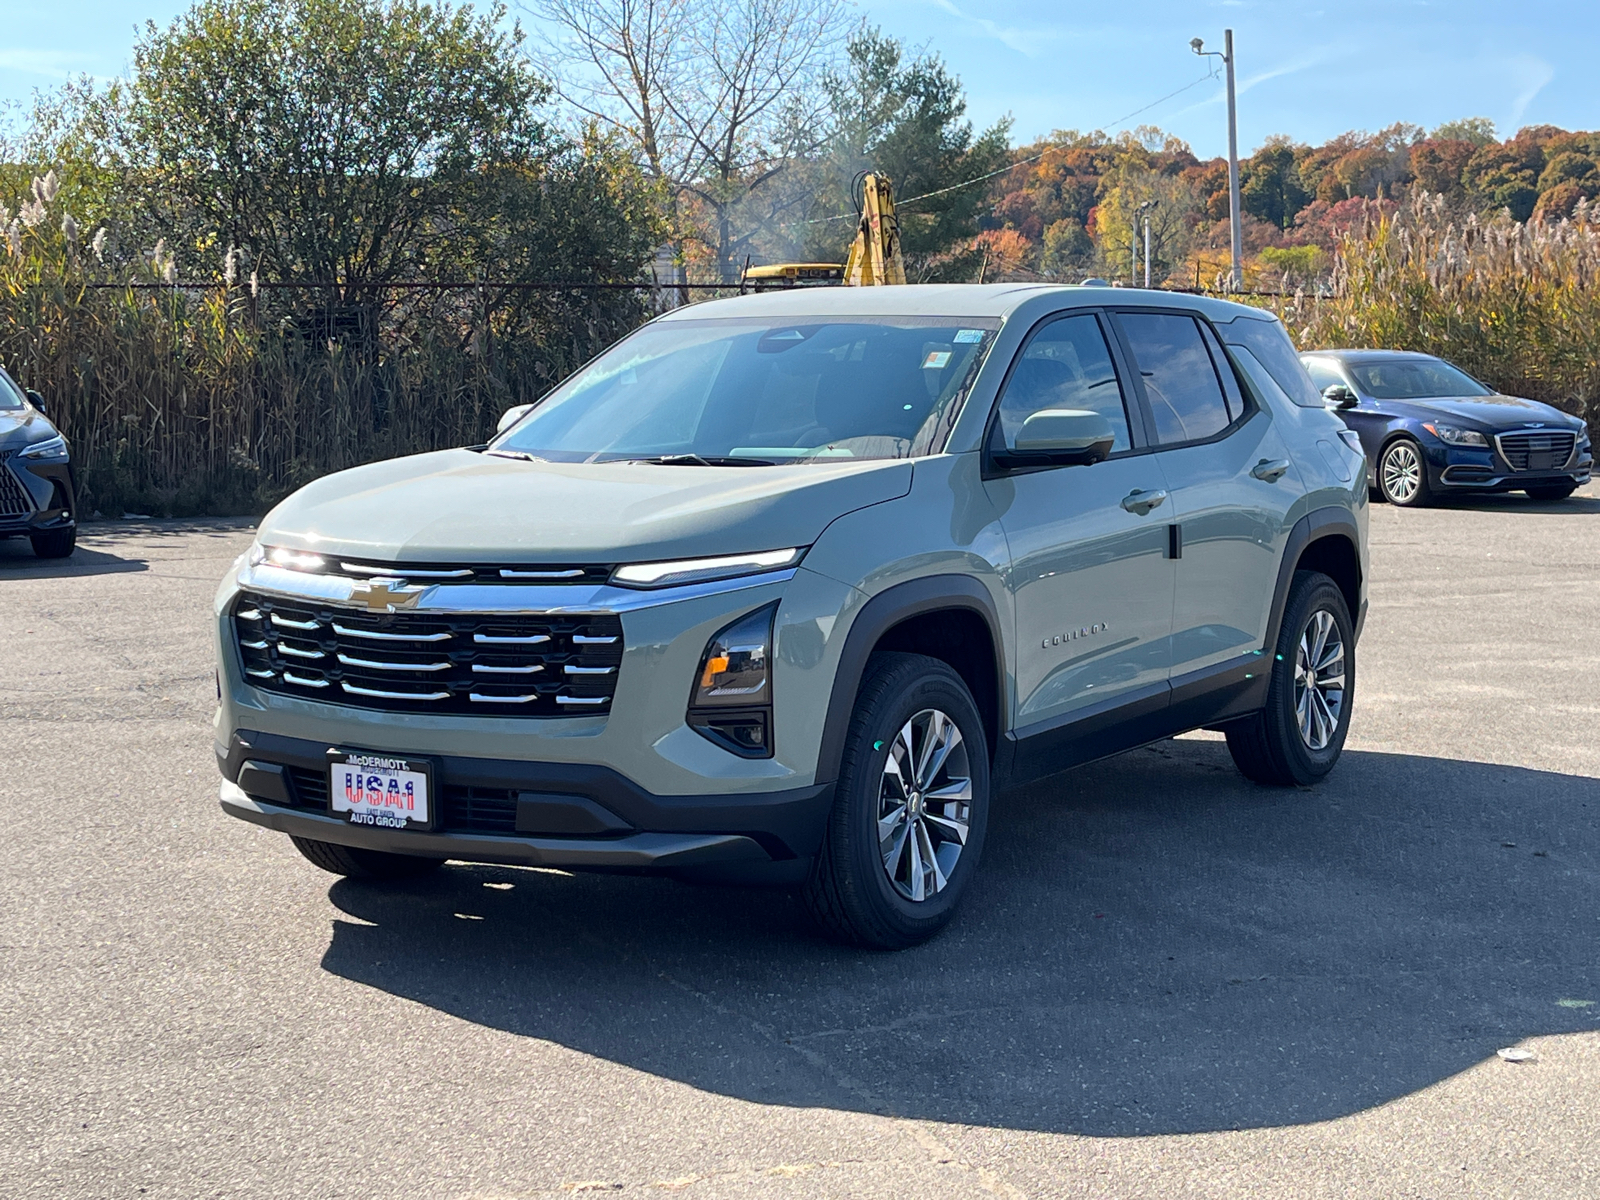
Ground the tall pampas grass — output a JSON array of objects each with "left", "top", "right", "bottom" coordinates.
[
  {"left": 0, "top": 177, "right": 647, "bottom": 517},
  {"left": 1269, "top": 192, "right": 1600, "bottom": 434}
]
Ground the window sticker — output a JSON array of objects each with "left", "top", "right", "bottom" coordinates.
[
  {"left": 922, "top": 351, "right": 953, "bottom": 370},
  {"left": 954, "top": 329, "right": 985, "bottom": 343}
]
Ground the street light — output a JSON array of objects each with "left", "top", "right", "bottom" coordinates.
[{"left": 1192, "top": 31, "right": 1241, "bottom": 292}]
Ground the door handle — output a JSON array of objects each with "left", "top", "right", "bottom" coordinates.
[
  {"left": 1251, "top": 458, "right": 1291, "bottom": 483},
  {"left": 1120, "top": 488, "right": 1167, "bottom": 515}
]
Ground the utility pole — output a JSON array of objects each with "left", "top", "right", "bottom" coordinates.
[
  {"left": 1136, "top": 199, "right": 1156, "bottom": 288},
  {"left": 1193, "top": 31, "right": 1243, "bottom": 291}
]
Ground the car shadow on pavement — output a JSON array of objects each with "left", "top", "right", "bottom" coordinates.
[
  {"left": 1422, "top": 492, "right": 1600, "bottom": 515},
  {"left": 0, "top": 539, "right": 148, "bottom": 577},
  {"left": 319, "top": 738, "right": 1600, "bottom": 1137}
]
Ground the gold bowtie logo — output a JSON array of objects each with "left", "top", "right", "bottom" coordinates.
[{"left": 350, "top": 579, "right": 425, "bottom": 613}]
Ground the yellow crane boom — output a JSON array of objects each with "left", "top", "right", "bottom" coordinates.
[{"left": 843, "top": 173, "right": 906, "bottom": 286}]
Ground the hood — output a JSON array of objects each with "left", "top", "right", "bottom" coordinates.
[
  {"left": 259, "top": 449, "right": 915, "bottom": 563},
  {"left": 1391, "top": 393, "right": 1581, "bottom": 429}
]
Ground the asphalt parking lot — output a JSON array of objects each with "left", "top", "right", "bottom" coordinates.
[{"left": 3, "top": 485, "right": 1599, "bottom": 1199}]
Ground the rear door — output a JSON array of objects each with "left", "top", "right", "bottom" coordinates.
[
  {"left": 983, "top": 311, "right": 1175, "bottom": 734},
  {"left": 1112, "top": 309, "right": 1303, "bottom": 687}
]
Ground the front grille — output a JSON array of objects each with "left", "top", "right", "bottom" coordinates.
[
  {"left": 233, "top": 592, "right": 623, "bottom": 717},
  {"left": 280, "top": 768, "right": 521, "bottom": 835},
  {"left": 1497, "top": 431, "right": 1576, "bottom": 471},
  {"left": 0, "top": 460, "right": 33, "bottom": 517}
]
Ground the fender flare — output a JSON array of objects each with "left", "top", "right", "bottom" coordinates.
[
  {"left": 814, "top": 574, "right": 1006, "bottom": 785},
  {"left": 1264, "top": 506, "right": 1365, "bottom": 653}
]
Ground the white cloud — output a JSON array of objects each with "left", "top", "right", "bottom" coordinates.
[
  {"left": 924, "top": 0, "right": 1053, "bottom": 57},
  {"left": 1504, "top": 53, "right": 1554, "bottom": 130},
  {"left": 0, "top": 50, "right": 82, "bottom": 81}
]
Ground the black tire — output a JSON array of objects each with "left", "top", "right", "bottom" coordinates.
[
  {"left": 289, "top": 836, "right": 446, "bottom": 882},
  {"left": 1525, "top": 483, "right": 1578, "bottom": 502},
  {"left": 30, "top": 526, "right": 75, "bottom": 558},
  {"left": 1226, "top": 571, "right": 1355, "bottom": 787},
  {"left": 1377, "top": 437, "right": 1430, "bottom": 507},
  {"left": 803, "top": 652, "right": 990, "bottom": 950}
]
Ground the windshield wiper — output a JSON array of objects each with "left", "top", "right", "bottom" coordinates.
[
  {"left": 624, "top": 453, "right": 776, "bottom": 467},
  {"left": 484, "top": 449, "right": 548, "bottom": 462}
]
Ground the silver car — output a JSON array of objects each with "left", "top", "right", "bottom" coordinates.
[{"left": 215, "top": 285, "right": 1368, "bottom": 947}]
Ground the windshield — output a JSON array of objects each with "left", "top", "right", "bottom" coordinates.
[
  {"left": 0, "top": 369, "right": 25, "bottom": 412},
  {"left": 1347, "top": 357, "right": 1492, "bottom": 399},
  {"left": 491, "top": 316, "right": 998, "bottom": 464}
]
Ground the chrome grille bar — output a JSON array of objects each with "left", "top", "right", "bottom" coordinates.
[
  {"left": 332, "top": 622, "right": 452, "bottom": 642},
  {"left": 341, "top": 681, "right": 451, "bottom": 701},
  {"left": 337, "top": 653, "right": 452, "bottom": 673}
]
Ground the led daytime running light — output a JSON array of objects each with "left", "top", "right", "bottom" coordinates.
[{"left": 612, "top": 547, "right": 802, "bottom": 589}]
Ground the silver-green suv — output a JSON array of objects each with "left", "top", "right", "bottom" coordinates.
[{"left": 215, "top": 284, "right": 1368, "bottom": 948}]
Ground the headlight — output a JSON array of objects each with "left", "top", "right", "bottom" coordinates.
[
  {"left": 249, "top": 542, "right": 326, "bottom": 572},
  {"left": 18, "top": 434, "right": 68, "bottom": 461},
  {"left": 687, "top": 603, "right": 776, "bottom": 758},
  {"left": 612, "top": 547, "right": 803, "bottom": 589},
  {"left": 1422, "top": 423, "right": 1488, "bottom": 447}
]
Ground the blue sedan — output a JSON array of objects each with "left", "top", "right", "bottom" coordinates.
[{"left": 1300, "top": 350, "right": 1593, "bottom": 506}]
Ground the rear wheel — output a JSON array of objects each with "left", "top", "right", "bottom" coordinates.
[
  {"left": 1377, "top": 438, "right": 1429, "bottom": 506},
  {"left": 1525, "top": 483, "right": 1578, "bottom": 502},
  {"left": 290, "top": 836, "right": 446, "bottom": 882},
  {"left": 804, "top": 653, "right": 990, "bottom": 950},
  {"left": 1226, "top": 570, "right": 1354, "bottom": 786},
  {"left": 30, "top": 526, "right": 75, "bottom": 558}
]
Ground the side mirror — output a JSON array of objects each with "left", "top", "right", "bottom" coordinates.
[
  {"left": 25, "top": 389, "right": 47, "bottom": 416},
  {"left": 496, "top": 404, "right": 533, "bottom": 434},
  {"left": 1001, "top": 408, "right": 1117, "bottom": 466},
  {"left": 1322, "top": 384, "right": 1358, "bottom": 410}
]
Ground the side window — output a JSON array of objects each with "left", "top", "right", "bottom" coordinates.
[
  {"left": 996, "top": 314, "right": 1133, "bottom": 453},
  {"left": 1302, "top": 358, "right": 1344, "bottom": 392},
  {"left": 1119, "top": 312, "right": 1232, "bottom": 445},
  {"left": 1218, "top": 315, "right": 1325, "bottom": 408},
  {"left": 1197, "top": 320, "right": 1247, "bottom": 423}
]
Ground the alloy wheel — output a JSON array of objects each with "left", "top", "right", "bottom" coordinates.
[
  {"left": 1294, "top": 609, "right": 1346, "bottom": 751},
  {"left": 878, "top": 708, "right": 972, "bottom": 902},
  {"left": 1381, "top": 442, "right": 1422, "bottom": 503}
]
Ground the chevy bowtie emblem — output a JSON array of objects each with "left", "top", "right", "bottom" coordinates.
[{"left": 350, "top": 578, "right": 425, "bottom": 613}]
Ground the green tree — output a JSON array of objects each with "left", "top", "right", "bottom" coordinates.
[
  {"left": 117, "top": 0, "right": 556, "bottom": 290},
  {"left": 802, "top": 27, "right": 1010, "bottom": 278},
  {"left": 1240, "top": 139, "right": 1310, "bottom": 229},
  {"left": 1430, "top": 117, "right": 1497, "bottom": 147}
]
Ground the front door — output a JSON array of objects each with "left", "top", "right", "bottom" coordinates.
[
  {"left": 984, "top": 311, "right": 1176, "bottom": 736},
  {"left": 1113, "top": 310, "right": 1302, "bottom": 684}
]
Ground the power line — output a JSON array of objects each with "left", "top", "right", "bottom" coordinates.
[{"left": 788, "top": 66, "right": 1222, "bottom": 228}]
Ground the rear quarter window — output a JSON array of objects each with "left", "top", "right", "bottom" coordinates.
[{"left": 1219, "top": 315, "right": 1324, "bottom": 408}]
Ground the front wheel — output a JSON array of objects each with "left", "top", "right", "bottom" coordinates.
[
  {"left": 1226, "top": 570, "right": 1355, "bottom": 786},
  {"left": 804, "top": 653, "right": 990, "bottom": 949},
  {"left": 1525, "top": 483, "right": 1578, "bottom": 502},
  {"left": 1377, "top": 438, "right": 1430, "bottom": 506},
  {"left": 290, "top": 836, "right": 446, "bottom": 882},
  {"left": 30, "top": 526, "right": 75, "bottom": 558}
]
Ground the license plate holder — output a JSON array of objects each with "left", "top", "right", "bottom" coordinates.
[{"left": 327, "top": 751, "right": 434, "bottom": 832}]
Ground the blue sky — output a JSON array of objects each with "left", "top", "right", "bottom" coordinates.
[{"left": 2, "top": 0, "right": 1596, "bottom": 157}]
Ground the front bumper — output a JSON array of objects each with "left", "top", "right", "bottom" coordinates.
[
  {"left": 218, "top": 728, "right": 834, "bottom": 882},
  {"left": 0, "top": 454, "right": 75, "bottom": 535},
  {"left": 1424, "top": 442, "right": 1592, "bottom": 492}
]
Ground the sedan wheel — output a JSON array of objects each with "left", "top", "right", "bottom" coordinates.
[{"left": 1378, "top": 439, "right": 1429, "bottom": 506}]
